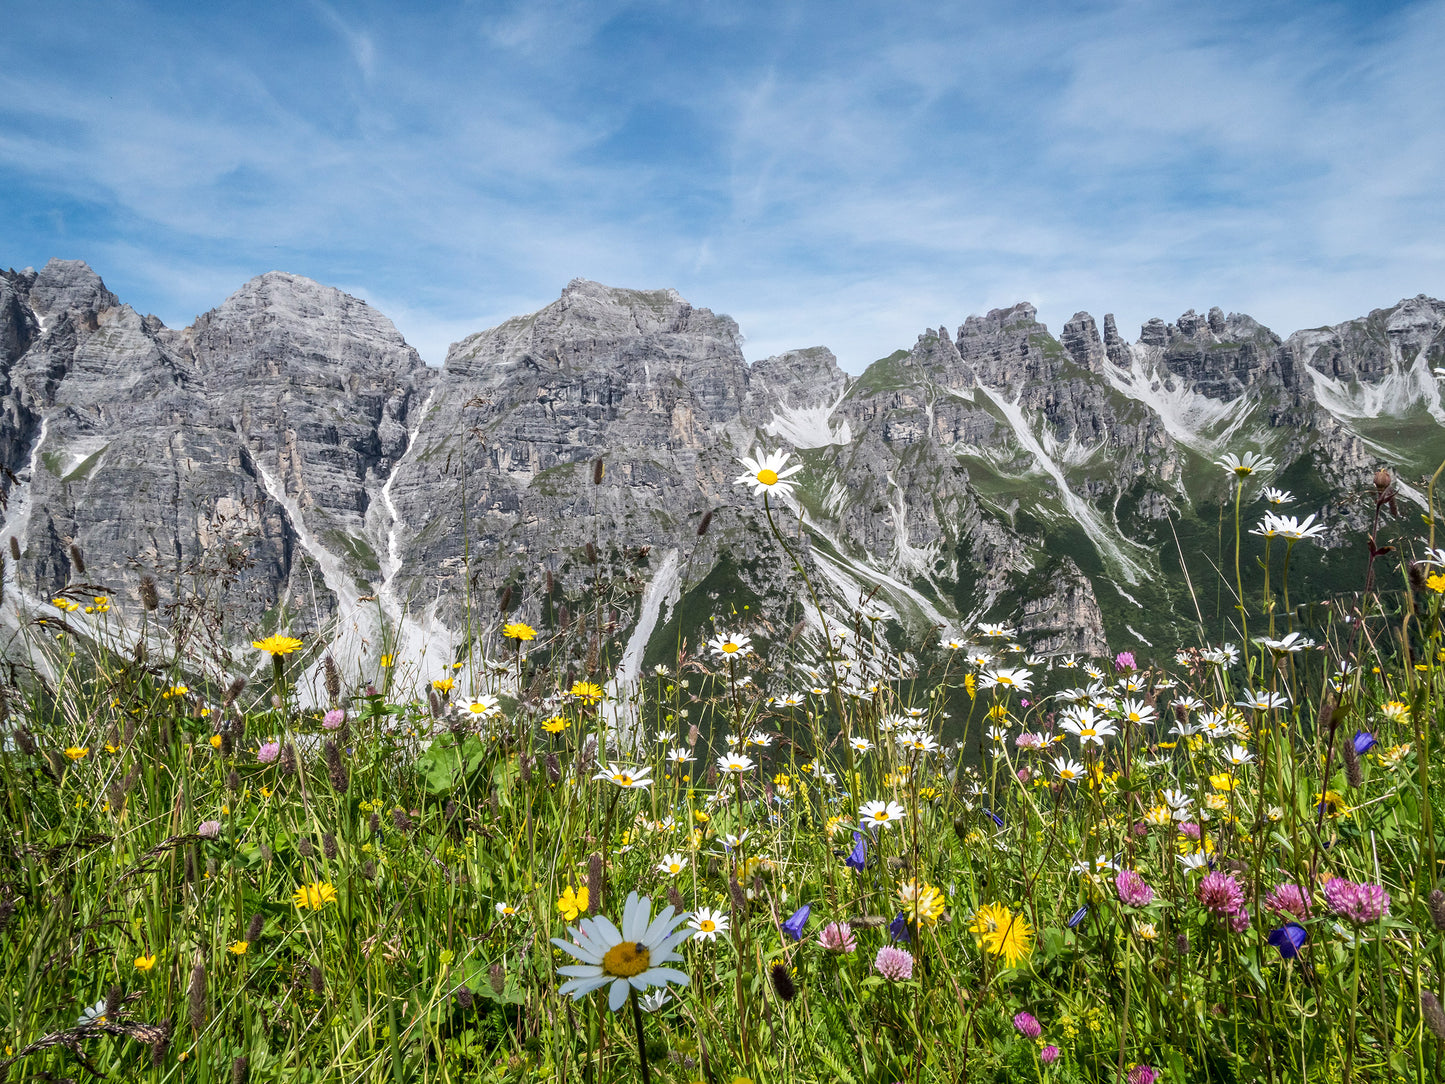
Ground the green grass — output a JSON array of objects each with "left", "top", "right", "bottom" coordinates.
[{"left": 4, "top": 475, "right": 1445, "bottom": 1084}]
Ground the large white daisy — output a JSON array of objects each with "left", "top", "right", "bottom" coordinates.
[
  {"left": 552, "top": 892, "right": 692, "bottom": 1011},
  {"left": 734, "top": 448, "right": 803, "bottom": 498}
]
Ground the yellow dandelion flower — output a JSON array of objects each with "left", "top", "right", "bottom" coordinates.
[
  {"left": 209, "top": 734, "right": 223, "bottom": 749},
  {"left": 291, "top": 882, "right": 338, "bottom": 910},
  {"left": 570, "top": 680, "right": 604, "bottom": 705},
  {"left": 502, "top": 621, "right": 537, "bottom": 641},
  {"left": 253, "top": 634, "right": 304, "bottom": 656},
  {"left": 432, "top": 677, "right": 455, "bottom": 693},
  {"left": 64, "top": 746, "right": 89, "bottom": 760},
  {"left": 541, "top": 715, "right": 569, "bottom": 734}
]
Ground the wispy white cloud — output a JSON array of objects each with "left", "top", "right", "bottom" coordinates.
[{"left": 1, "top": 0, "right": 1441, "bottom": 371}]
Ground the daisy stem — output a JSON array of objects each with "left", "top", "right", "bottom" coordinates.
[{"left": 630, "top": 988, "right": 652, "bottom": 1084}]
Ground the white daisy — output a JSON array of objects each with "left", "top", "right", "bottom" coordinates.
[
  {"left": 552, "top": 892, "right": 692, "bottom": 1011},
  {"left": 688, "top": 907, "right": 730, "bottom": 941},
  {"left": 858, "top": 799, "right": 906, "bottom": 829},
  {"left": 734, "top": 448, "right": 803, "bottom": 498},
  {"left": 656, "top": 852, "right": 688, "bottom": 876},
  {"left": 593, "top": 763, "right": 653, "bottom": 790}
]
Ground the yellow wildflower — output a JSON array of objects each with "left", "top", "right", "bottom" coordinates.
[
  {"left": 134, "top": 953, "right": 157, "bottom": 971},
  {"left": 502, "top": 622, "right": 537, "bottom": 641},
  {"left": 253, "top": 634, "right": 303, "bottom": 656},
  {"left": 64, "top": 746, "right": 89, "bottom": 760},
  {"left": 291, "top": 882, "right": 338, "bottom": 910},
  {"left": 570, "top": 681, "right": 604, "bottom": 704},
  {"left": 227, "top": 940, "right": 249, "bottom": 955},
  {"left": 556, "top": 885, "right": 589, "bottom": 921}
]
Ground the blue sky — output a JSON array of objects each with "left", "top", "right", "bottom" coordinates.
[{"left": 3, "top": 0, "right": 1443, "bottom": 370}]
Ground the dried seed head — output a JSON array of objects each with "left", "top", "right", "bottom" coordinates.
[
  {"left": 667, "top": 886, "right": 686, "bottom": 913},
  {"left": 227, "top": 768, "right": 240, "bottom": 793},
  {"left": 223, "top": 676, "right": 247, "bottom": 707},
  {"left": 1375, "top": 468, "right": 1393, "bottom": 492},
  {"left": 322, "top": 833, "right": 338, "bottom": 861},
  {"left": 151, "top": 1018, "right": 173, "bottom": 1066},
  {"left": 1410, "top": 561, "right": 1429, "bottom": 593},
  {"left": 455, "top": 984, "right": 474, "bottom": 1010},
  {"left": 257, "top": 844, "right": 274, "bottom": 864},
  {"left": 8, "top": 536, "right": 19, "bottom": 561},
  {"left": 1422, "top": 990, "right": 1445, "bottom": 1041},
  {"left": 444, "top": 800, "right": 457, "bottom": 823},
  {"left": 324, "top": 740, "right": 349, "bottom": 794},
  {"left": 518, "top": 755, "right": 532, "bottom": 784},
  {"left": 687, "top": 724, "right": 699, "bottom": 747},
  {"left": 139, "top": 573, "right": 159, "bottom": 611},
  {"left": 105, "top": 983, "right": 124, "bottom": 1018},
  {"left": 362, "top": 859, "right": 377, "bottom": 880},
  {"left": 728, "top": 877, "right": 748, "bottom": 911},
  {"left": 428, "top": 690, "right": 443, "bottom": 718},
  {"left": 0, "top": 894, "right": 14, "bottom": 933},
  {"left": 271, "top": 693, "right": 283, "bottom": 711},
  {"left": 297, "top": 838, "right": 314, "bottom": 858},
  {"left": 187, "top": 958, "right": 208, "bottom": 1033},
  {"left": 489, "top": 961, "right": 506, "bottom": 996},
  {"left": 696, "top": 509, "right": 713, "bottom": 537},
  {"left": 220, "top": 731, "right": 233, "bottom": 756},
  {"left": 246, "top": 912, "right": 264, "bottom": 942},
  {"left": 15, "top": 727, "right": 37, "bottom": 756},
  {"left": 231, "top": 1055, "right": 250, "bottom": 1084},
  {"left": 280, "top": 743, "right": 297, "bottom": 776},
  {"left": 499, "top": 584, "right": 513, "bottom": 613},
  {"left": 585, "top": 541, "right": 597, "bottom": 565},
  {"left": 183, "top": 846, "right": 196, "bottom": 883},
  {"left": 308, "top": 962, "right": 324, "bottom": 996},
  {"left": 369, "top": 812, "right": 381, "bottom": 833},
  {"left": 592, "top": 457, "right": 604, "bottom": 485},
  {"left": 544, "top": 752, "right": 560, "bottom": 782},
  {"left": 1428, "top": 889, "right": 1445, "bottom": 931},
  {"left": 69, "top": 543, "right": 86, "bottom": 576},
  {"left": 1341, "top": 736, "right": 1363, "bottom": 788},
  {"left": 769, "top": 962, "right": 796, "bottom": 1002},
  {"left": 324, "top": 654, "right": 341, "bottom": 702},
  {"left": 392, "top": 809, "right": 412, "bottom": 832}
]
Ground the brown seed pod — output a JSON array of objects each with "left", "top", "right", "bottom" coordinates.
[
  {"left": 593, "top": 457, "right": 604, "bottom": 485},
  {"left": 139, "top": 573, "right": 159, "bottom": 611}
]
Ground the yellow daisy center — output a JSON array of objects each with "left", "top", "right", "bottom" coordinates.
[
  {"left": 601, "top": 942, "right": 651, "bottom": 978},
  {"left": 874, "top": 811, "right": 889, "bottom": 821},
  {"left": 757, "top": 468, "right": 778, "bottom": 485},
  {"left": 697, "top": 919, "right": 716, "bottom": 933}
]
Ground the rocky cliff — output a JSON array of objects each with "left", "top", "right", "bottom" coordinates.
[{"left": 3, "top": 258, "right": 1442, "bottom": 692}]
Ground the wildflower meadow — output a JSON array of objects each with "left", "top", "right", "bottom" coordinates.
[{"left": 3, "top": 452, "right": 1445, "bottom": 1083}]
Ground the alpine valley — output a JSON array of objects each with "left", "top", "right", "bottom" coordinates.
[{"left": 3, "top": 258, "right": 1443, "bottom": 696}]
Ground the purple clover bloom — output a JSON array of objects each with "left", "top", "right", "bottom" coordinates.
[
  {"left": 1013, "top": 1011, "right": 1041, "bottom": 1039},
  {"left": 1115, "top": 651, "right": 1136, "bottom": 672},
  {"left": 873, "top": 945, "right": 914, "bottom": 981},
  {"left": 1323, "top": 878, "right": 1390, "bottom": 923},
  {"left": 1229, "top": 906, "right": 1252, "bottom": 933},
  {"left": 322, "top": 708, "right": 345, "bottom": 730},
  {"left": 1127, "top": 1066, "right": 1157, "bottom": 1084},
  {"left": 1263, "top": 883, "right": 1312, "bottom": 919},
  {"left": 845, "top": 831, "right": 867, "bottom": 871},
  {"left": 1040, "top": 1045, "right": 1060, "bottom": 1065},
  {"left": 782, "top": 903, "right": 811, "bottom": 940},
  {"left": 1267, "top": 922, "right": 1308, "bottom": 959},
  {"left": 1115, "top": 869, "right": 1155, "bottom": 908},
  {"left": 1197, "top": 872, "right": 1245, "bottom": 915},
  {"left": 256, "top": 741, "right": 281, "bottom": 764},
  {"left": 1353, "top": 731, "right": 1377, "bottom": 754},
  {"left": 197, "top": 820, "right": 222, "bottom": 839}
]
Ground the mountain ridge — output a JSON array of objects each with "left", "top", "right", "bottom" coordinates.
[{"left": 3, "top": 257, "right": 1443, "bottom": 698}]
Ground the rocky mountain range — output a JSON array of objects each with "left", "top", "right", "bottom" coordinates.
[{"left": 2, "top": 258, "right": 1443, "bottom": 697}]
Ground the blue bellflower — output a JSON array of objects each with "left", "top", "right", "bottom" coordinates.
[
  {"left": 782, "top": 903, "right": 811, "bottom": 940},
  {"left": 1352, "top": 731, "right": 1377, "bottom": 754},
  {"left": 845, "top": 832, "right": 868, "bottom": 871},
  {"left": 1267, "top": 922, "right": 1307, "bottom": 959},
  {"left": 1066, "top": 905, "right": 1089, "bottom": 929}
]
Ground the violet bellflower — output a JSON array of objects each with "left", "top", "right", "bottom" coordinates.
[
  {"left": 1267, "top": 922, "right": 1308, "bottom": 959},
  {"left": 782, "top": 903, "right": 811, "bottom": 940},
  {"left": 845, "top": 831, "right": 867, "bottom": 871}
]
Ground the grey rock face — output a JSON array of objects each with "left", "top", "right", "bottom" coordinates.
[{"left": 3, "top": 258, "right": 1444, "bottom": 676}]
